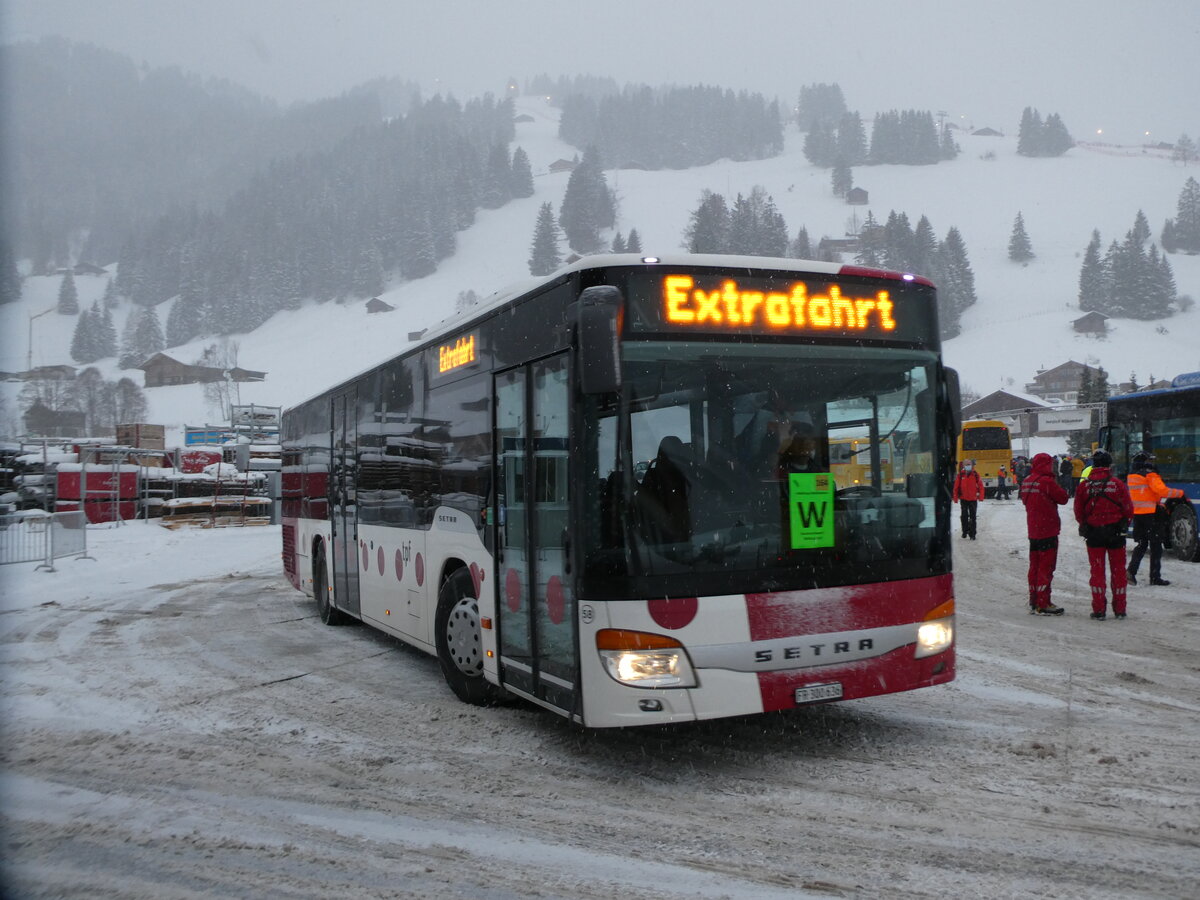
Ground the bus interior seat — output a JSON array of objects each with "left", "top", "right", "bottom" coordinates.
[{"left": 635, "top": 436, "right": 693, "bottom": 543}]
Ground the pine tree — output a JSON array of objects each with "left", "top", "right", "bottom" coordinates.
[
  {"left": 1042, "top": 113, "right": 1074, "bottom": 156},
  {"left": 113, "top": 377, "right": 148, "bottom": 425},
  {"left": 101, "top": 276, "right": 119, "bottom": 309},
  {"left": 912, "top": 216, "right": 938, "bottom": 278},
  {"left": 558, "top": 145, "right": 611, "bottom": 253},
  {"left": 939, "top": 123, "right": 959, "bottom": 160},
  {"left": 97, "top": 305, "right": 117, "bottom": 359},
  {"left": 1067, "top": 365, "right": 1096, "bottom": 455},
  {"left": 0, "top": 238, "right": 20, "bottom": 304},
  {"left": 509, "top": 147, "right": 535, "bottom": 198},
  {"left": 1130, "top": 209, "right": 1151, "bottom": 245},
  {"left": 481, "top": 142, "right": 512, "bottom": 209},
  {"left": 1161, "top": 218, "right": 1178, "bottom": 253},
  {"left": 610, "top": 232, "right": 626, "bottom": 253},
  {"left": 119, "top": 306, "right": 165, "bottom": 369},
  {"left": 882, "top": 211, "right": 915, "bottom": 272},
  {"left": 1017, "top": 107, "right": 1043, "bottom": 157},
  {"left": 789, "top": 226, "right": 812, "bottom": 259},
  {"left": 683, "top": 190, "right": 729, "bottom": 254},
  {"left": 831, "top": 159, "right": 853, "bottom": 198},
  {"left": 625, "top": 228, "right": 642, "bottom": 254},
  {"left": 934, "top": 226, "right": 977, "bottom": 339},
  {"left": 795, "top": 83, "right": 847, "bottom": 132},
  {"left": 70, "top": 304, "right": 97, "bottom": 363},
  {"left": 1078, "top": 230, "right": 1107, "bottom": 311},
  {"left": 1166, "top": 176, "right": 1200, "bottom": 253},
  {"left": 1008, "top": 212, "right": 1035, "bottom": 262},
  {"left": 802, "top": 119, "right": 837, "bottom": 167},
  {"left": 726, "top": 187, "right": 788, "bottom": 257},
  {"left": 527, "top": 203, "right": 562, "bottom": 276},
  {"left": 1172, "top": 134, "right": 1196, "bottom": 166},
  {"left": 1143, "top": 244, "right": 1174, "bottom": 319},
  {"left": 1102, "top": 238, "right": 1131, "bottom": 316},
  {"left": 57, "top": 270, "right": 79, "bottom": 315},
  {"left": 835, "top": 112, "right": 868, "bottom": 166},
  {"left": 855, "top": 211, "right": 884, "bottom": 266}
]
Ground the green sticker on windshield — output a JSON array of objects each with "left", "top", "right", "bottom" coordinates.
[{"left": 788, "top": 473, "right": 835, "bottom": 549}]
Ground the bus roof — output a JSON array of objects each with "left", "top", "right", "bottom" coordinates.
[
  {"left": 1109, "top": 371, "right": 1200, "bottom": 403},
  {"left": 285, "top": 254, "right": 937, "bottom": 415}
]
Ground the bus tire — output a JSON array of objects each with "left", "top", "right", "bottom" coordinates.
[
  {"left": 313, "top": 543, "right": 350, "bottom": 626},
  {"left": 1169, "top": 503, "right": 1200, "bottom": 562},
  {"left": 435, "top": 567, "right": 498, "bottom": 705}
]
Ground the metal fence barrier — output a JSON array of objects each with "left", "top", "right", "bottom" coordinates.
[{"left": 0, "top": 511, "right": 91, "bottom": 571}]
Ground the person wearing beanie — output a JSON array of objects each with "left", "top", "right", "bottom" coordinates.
[
  {"left": 1127, "top": 451, "right": 1185, "bottom": 586},
  {"left": 1019, "top": 452, "right": 1069, "bottom": 615},
  {"left": 1074, "top": 449, "right": 1135, "bottom": 620},
  {"left": 952, "top": 458, "right": 985, "bottom": 539}
]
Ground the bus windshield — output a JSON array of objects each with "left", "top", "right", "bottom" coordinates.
[
  {"left": 961, "top": 426, "right": 1010, "bottom": 452},
  {"left": 583, "top": 340, "right": 949, "bottom": 598}
]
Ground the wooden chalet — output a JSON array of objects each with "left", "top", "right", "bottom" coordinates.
[
  {"left": 138, "top": 353, "right": 266, "bottom": 388},
  {"left": 1072, "top": 311, "right": 1109, "bottom": 335}
]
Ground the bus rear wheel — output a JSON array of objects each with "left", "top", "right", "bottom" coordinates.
[
  {"left": 1169, "top": 503, "right": 1200, "bottom": 562},
  {"left": 314, "top": 546, "right": 350, "bottom": 626},
  {"left": 435, "top": 567, "right": 499, "bottom": 705}
]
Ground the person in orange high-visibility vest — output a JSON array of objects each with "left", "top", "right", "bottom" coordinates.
[{"left": 1127, "top": 452, "right": 1185, "bottom": 586}]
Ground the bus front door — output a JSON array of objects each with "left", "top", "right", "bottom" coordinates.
[
  {"left": 495, "top": 354, "right": 578, "bottom": 718},
  {"left": 331, "top": 390, "right": 361, "bottom": 617}
]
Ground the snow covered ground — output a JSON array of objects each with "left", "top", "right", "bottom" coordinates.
[{"left": 2, "top": 503, "right": 1197, "bottom": 898}]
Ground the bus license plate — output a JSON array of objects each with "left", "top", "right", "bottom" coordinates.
[{"left": 794, "top": 682, "right": 843, "bottom": 705}]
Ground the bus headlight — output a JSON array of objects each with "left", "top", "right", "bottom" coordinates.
[
  {"left": 596, "top": 629, "right": 697, "bottom": 688},
  {"left": 915, "top": 617, "right": 954, "bottom": 658}
]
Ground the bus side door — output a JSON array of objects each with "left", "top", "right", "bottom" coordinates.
[
  {"left": 495, "top": 354, "right": 578, "bottom": 717},
  {"left": 331, "top": 390, "right": 361, "bottom": 617}
]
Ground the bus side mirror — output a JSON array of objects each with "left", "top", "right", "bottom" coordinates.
[
  {"left": 944, "top": 367, "right": 962, "bottom": 437},
  {"left": 575, "top": 286, "right": 623, "bottom": 395}
]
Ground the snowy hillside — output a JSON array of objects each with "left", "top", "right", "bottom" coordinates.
[{"left": 3, "top": 97, "right": 1198, "bottom": 442}]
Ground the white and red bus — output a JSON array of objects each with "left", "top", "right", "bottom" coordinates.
[{"left": 282, "top": 254, "right": 961, "bottom": 727}]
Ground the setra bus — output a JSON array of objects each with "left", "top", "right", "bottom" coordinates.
[
  {"left": 1099, "top": 371, "right": 1200, "bottom": 562},
  {"left": 956, "top": 419, "right": 1012, "bottom": 497},
  {"left": 281, "top": 254, "right": 961, "bottom": 727}
]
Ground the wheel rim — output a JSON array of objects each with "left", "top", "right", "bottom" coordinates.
[{"left": 445, "top": 596, "right": 484, "bottom": 676}]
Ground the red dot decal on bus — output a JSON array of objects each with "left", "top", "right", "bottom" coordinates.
[
  {"left": 377, "top": 546, "right": 385, "bottom": 576},
  {"left": 394, "top": 549, "right": 404, "bottom": 581},
  {"left": 470, "top": 562, "right": 483, "bottom": 596},
  {"left": 505, "top": 568, "right": 522, "bottom": 612},
  {"left": 648, "top": 596, "right": 698, "bottom": 629},
  {"left": 415, "top": 553, "right": 424, "bottom": 586},
  {"left": 361, "top": 541, "right": 369, "bottom": 571},
  {"left": 546, "top": 575, "right": 564, "bottom": 625}
]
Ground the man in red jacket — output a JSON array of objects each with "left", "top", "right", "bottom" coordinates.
[
  {"left": 1019, "top": 452, "right": 1069, "bottom": 615},
  {"left": 952, "top": 459, "right": 985, "bottom": 539},
  {"left": 1074, "top": 450, "right": 1135, "bottom": 620}
]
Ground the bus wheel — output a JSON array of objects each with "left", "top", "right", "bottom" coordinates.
[
  {"left": 435, "top": 568, "right": 498, "bottom": 705},
  {"left": 1169, "top": 504, "right": 1200, "bottom": 562},
  {"left": 314, "top": 547, "right": 349, "bottom": 626}
]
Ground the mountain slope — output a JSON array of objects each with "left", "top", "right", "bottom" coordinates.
[{"left": 2, "top": 97, "right": 1197, "bottom": 441}]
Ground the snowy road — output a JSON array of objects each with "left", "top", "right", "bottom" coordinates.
[{"left": 2, "top": 505, "right": 1198, "bottom": 899}]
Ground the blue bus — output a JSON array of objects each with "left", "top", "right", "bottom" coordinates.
[{"left": 1100, "top": 371, "right": 1200, "bottom": 562}]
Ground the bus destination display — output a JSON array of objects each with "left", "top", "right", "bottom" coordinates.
[{"left": 624, "top": 271, "right": 935, "bottom": 344}]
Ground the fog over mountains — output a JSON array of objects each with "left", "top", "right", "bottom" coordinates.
[{"left": 1, "top": 36, "right": 1197, "bottom": 443}]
